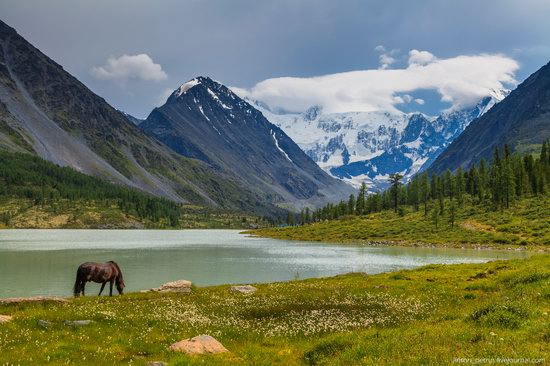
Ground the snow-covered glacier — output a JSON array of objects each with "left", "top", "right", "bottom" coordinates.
[{"left": 247, "top": 89, "right": 507, "bottom": 192}]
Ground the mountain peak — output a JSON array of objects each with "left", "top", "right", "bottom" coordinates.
[
  {"left": 169, "top": 76, "right": 232, "bottom": 102},
  {"left": 172, "top": 77, "right": 204, "bottom": 98}
]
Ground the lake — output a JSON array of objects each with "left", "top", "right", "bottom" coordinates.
[{"left": 0, "top": 229, "right": 528, "bottom": 298}]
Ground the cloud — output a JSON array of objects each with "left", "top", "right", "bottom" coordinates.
[
  {"left": 408, "top": 49, "right": 436, "bottom": 65},
  {"left": 414, "top": 98, "right": 425, "bottom": 105},
  {"left": 234, "top": 50, "right": 519, "bottom": 114},
  {"left": 91, "top": 54, "right": 167, "bottom": 84},
  {"left": 375, "top": 45, "right": 399, "bottom": 69},
  {"left": 378, "top": 54, "right": 396, "bottom": 69}
]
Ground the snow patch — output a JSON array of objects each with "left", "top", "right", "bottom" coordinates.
[
  {"left": 271, "top": 130, "right": 292, "bottom": 163},
  {"left": 207, "top": 88, "right": 233, "bottom": 110},
  {"left": 174, "top": 79, "right": 200, "bottom": 97},
  {"left": 197, "top": 104, "right": 210, "bottom": 121}
]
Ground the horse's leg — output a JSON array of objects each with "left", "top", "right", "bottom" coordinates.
[
  {"left": 81, "top": 281, "right": 86, "bottom": 296},
  {"left": 98, "top": 282, "right": 106, "bottom": 296},
  {"left": 109, "top": 280, "right": 114, "bottom": 296}
]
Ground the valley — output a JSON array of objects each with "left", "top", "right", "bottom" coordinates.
[{"left": 0, "top": 5, "right": 549, "bottom": 366}]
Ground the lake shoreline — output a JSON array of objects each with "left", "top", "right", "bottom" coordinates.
[
  {"left": 244, "top": 231, "right": 547, "bottom": 252},
  {"left": 0, "top": 229, "right": 527, "bottom": 298},
  {"left": 1, "top": 255, "right": 548, "bottom": 364}
]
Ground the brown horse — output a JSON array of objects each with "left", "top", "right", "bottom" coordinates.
[{"left": 73, "top": 261, "right": 125, "bottom": 297}]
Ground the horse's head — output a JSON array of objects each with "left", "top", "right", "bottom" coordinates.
[{"left": 116, "top": 277, "right": 126, "bottom": 295}]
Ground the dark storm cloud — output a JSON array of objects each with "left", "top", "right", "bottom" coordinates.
[{"left": 1, "top": 0, "right": 549, "bottom": 117}]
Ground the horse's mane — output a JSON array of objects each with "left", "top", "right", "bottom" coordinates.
[{"left": 108, "top": 261, "right": 124, "bottom": 284}]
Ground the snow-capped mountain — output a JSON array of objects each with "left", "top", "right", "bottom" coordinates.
[
  {"left": 249, "top": 89, "right": 508, "bottom": 191},
  {"left": 140, "top": 77, "right": 353, "bottom": 210}
]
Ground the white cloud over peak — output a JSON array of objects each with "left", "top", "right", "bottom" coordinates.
[
  {"left": 233, "top": 50, "right": 519, "bottom": 114},
  {"left": 91, "top": 54, "right": 167, "bottom": 84}
]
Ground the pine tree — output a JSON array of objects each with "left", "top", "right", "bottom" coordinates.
[
  {"left": 305, "top": 207, "right": 311, "bottom": 223},
  {"left": 478, "top": 159, "right": 487, "bottom": 203},
  {"left": 286, "top": 211, "right": 295, "bottom": 226},
  {"left": 541, "top": 139, "right": 548, "bottom": 165},
  {"left": 490, "top": 147, "right": 502, "bottom": 207},
  {"left": 388, "top": 173, "right": 403, "bottom": 213},
  {"left": 356, "top": 183, "right": 367, "bottom": 215},
  {"left": 502, "top": 144, "right": 515, "bottom": 208},
  {"left": 456, "top": 166, "right": 465, "bottom": 205},
  {"left": 420, "top": 172, "right": 430, "bottom": 217},
  {"left": 347, "top": 194, "right": 356, "bottom": 215},
  {"left": 431, "top": 206, "right": 440, "bottom": 230},
  {"left": 449, "top": 200, "right": 457, "bottom": 228}
]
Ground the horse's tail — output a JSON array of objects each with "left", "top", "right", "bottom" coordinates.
[{"left": 73, "top": 266, "right": 83, "bottom": 296}]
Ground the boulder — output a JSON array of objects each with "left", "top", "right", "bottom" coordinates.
[
  {"left": 64, "top": 320, "right": 93, "bottom": 327},
  {"left": 37, "top": 320, "right": 52, "bottom": 329},
  {"left": 230, "top": 285, "right": 257, "bottom": 294},
  {"left": 169, "top": 335, "right": 229, "bottom": 354},
  {"left": 0, "top": 315, "right": 12, "bottom": 324},
  {"left": 152, "top": 280, "right": 192, "bottom": 293}
]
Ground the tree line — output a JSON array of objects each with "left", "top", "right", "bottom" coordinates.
[
  {"left": 0, "top": 152, "right": 181, "bottom": 226},
  {"left": 288, "top": 140, "right": 550, "bottom": 225}
]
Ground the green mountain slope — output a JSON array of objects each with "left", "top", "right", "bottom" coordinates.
[
  {"left": 0, "top": 19, "right": 281, "bottom": 216},
  {"left": 430, "top": 60, "right": 550, "bottom": 173},
  {"left": 0, "top": 151, "right": 264, "bottom": 229}
]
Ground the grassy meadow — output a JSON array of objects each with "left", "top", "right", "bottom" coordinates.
[
  {"left": 250, "top": 196, "right": 550, "bottom": 249},
  {"left": 0, "top": 198, "right": 261, "bottom": 229},
  {"left": 0, "top": 255, "right": 549, "bottom": 365}
]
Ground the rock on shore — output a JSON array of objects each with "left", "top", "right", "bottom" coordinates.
[
  {"left": 150, "top": 280, "right": 192, "bottom": 293},
  {"left": 0, "top": 315, "right": 13, "bottom": 324},
  {"left": 169, "top": 335, "right": 228, "bottom": 354}
]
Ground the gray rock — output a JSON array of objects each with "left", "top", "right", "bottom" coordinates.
[
  {"left": 151, "top": 280, "right": 192, "bottom": 293},
  {"left": 230, "top": 285, "right": 257, "bottom": 294},
  {"left": 37, "top": 320, "right": 52, "bottom": 329},
  {"left": 64, "top": 320, "right": 93, "bottom": 327},
  {"left": 146, "top": 362, "right": 167, "bottom": 366}
]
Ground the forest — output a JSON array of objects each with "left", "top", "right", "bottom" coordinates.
[
  {"left": 292, "top": 141, "right": 550, "bottom": 225},
  {"left": 0, "top": 151, "right": 181, "bottom": 226}
]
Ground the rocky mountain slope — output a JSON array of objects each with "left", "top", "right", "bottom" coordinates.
[
  {"left": 252, "top": 91, "right": 506, "bottom": 191},
  {"left": 141, "top": 77, "right": 354, "bottom": 209},
  {"left": 0, "top": 19, "right": 281, "bottom": 215},
  {"left": 430, "top": 61, "right": 550, "bottom": 173}
]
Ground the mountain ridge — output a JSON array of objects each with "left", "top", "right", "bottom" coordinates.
[
  {"left": 0, "top": 19, "right": 284, "bottom": 215},
  {"left": 141, "top": 76, "right": 354, "bottom": 209},
  {"left": 251, "top": 91, "right": 507, "bottom": 191},
  {"left": 429, "top": 60, "right": 550, "bottom": 173}
]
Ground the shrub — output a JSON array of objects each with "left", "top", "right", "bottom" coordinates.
[
  {"left": 503, "top": 272, "right": 550, "bottom": 287},
  {"left": 470, "top": 303, "right": 529, "bottom": 329}
]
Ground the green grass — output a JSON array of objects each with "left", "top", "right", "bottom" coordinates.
[
  {"left": 250, "top": 196, "right": 550, "bottom": 249},
  {"left": 0, "top": 255, "right": 549, "bottom": 365}
]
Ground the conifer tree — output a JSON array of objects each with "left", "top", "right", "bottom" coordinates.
[
  {"left": 356, "top": 182, "right": 367, "bottom": 215},
  {"left": 347, "top": 194, "right": 356, "bottom": 215},
  {"left": 388, "top": 173, "right": 403, "bottom": 213},
  {"left": 449, "top": 200, "right": 457, "bottom": 228},
  {"left": 431, "top": 206, "right": 440, "bottom": 230},
  {"left": 420, "top": 172, "right": 430, "bottom": 217}
]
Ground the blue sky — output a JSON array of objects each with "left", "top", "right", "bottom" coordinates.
[{"left": 1, "top": 0, "right": 549, "bottom": 118}]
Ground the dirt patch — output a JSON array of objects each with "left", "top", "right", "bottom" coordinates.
[{"left": 461, "top": 220, "right": 496, "bottom": 233}]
